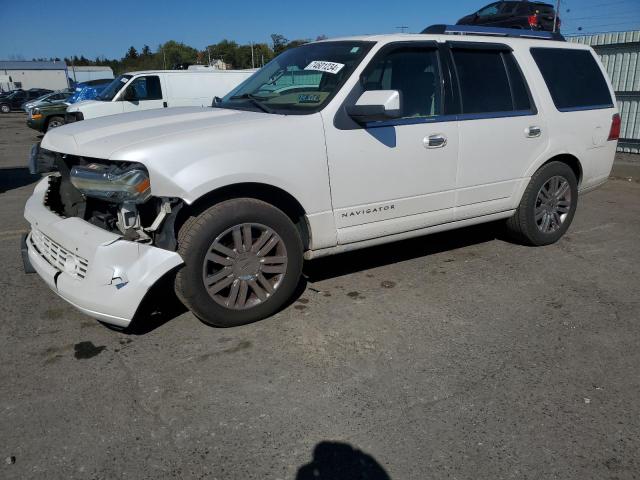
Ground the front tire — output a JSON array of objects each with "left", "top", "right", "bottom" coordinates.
[
  {"left": 506, "top": 161, "right": 578, "bottom": 246},
  {"left": 175, "top": 198, "right": 303, "bottom": 327},
  {"left": 46, "top": 116, "right": 65, "bottom": 131},
  {"left": 0, "top": 104, "right": 10, "bottom": 114}
]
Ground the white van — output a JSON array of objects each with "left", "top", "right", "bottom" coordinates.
[{"left": 65, "top": 69, "right": 254, "bottom": 122}]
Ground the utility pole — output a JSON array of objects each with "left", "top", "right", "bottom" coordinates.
[
  {"left": 553, "top": 0, "right": 560, "bottom": 32},
  {"left": 163, "top": 49, "right": 167, "bottom": 70},
  {"left": 395, "top": 26, "right": 409, "bottom": 33},
  {"left": 207, "top": 47, "right": 211, "bottom": 66},
  {"left": 251, "top": 41, "right": 255, "bottom": 69}
]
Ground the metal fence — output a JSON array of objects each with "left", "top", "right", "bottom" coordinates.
[{"left": 569, "top": 31, "right": 640, "bottom": 153}]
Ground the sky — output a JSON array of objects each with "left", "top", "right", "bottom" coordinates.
[{"left": 1, "top": 0, "right": 639, "bottom": 60}]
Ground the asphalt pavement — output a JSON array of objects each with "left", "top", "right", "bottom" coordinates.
[{"left": 1, "top": 112, "right": 639, "bottom": 479}]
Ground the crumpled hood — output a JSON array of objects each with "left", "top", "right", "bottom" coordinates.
[{"left": 41, "top": 106, "right": 270, "bottom": 159}]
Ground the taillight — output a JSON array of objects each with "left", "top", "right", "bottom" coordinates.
[
  {"left": 608, "top": 113, "right": 621, "bottom": 141},
  {"left": 528, "top": 14, "right": 538, "bottom": 27}
]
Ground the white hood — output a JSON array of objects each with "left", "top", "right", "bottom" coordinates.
[{"left": 41, "top": 106, "right": 270, "bottom": 160}]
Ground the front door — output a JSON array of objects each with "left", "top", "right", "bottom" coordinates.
[
  {"left": 324, "top": 44, "right": 459, "bottom": 245},
  {"left": 122, "top": 75, "right": 165, "bottom": 113}
]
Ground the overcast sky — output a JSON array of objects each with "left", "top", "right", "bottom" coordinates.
[{"left": 1, "top": 0, "right": 639, "bottom": 60}]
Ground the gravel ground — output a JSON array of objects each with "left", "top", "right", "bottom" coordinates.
[{"left": 1, "top": 112, "right": 639, "bottom": 480}]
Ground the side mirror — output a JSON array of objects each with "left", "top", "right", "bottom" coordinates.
[{"left": 346, "top": 90, "right": 401, "bottom": 124}]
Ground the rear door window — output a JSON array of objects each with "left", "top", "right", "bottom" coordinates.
[
  {"left": 450, "top": 47, "right": 532, "bottom": 115},
  {"left": 530, "top": 48, "right": 613, "bottom": 111}
]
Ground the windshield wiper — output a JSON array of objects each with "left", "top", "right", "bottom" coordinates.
[{"left": 229, "top": 93, "right": 273, "bottom": 113}]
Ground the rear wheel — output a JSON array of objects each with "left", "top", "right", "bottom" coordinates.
[
  {"left": 0, "top": 104, "right": 10, "bottom": 114},
  {"left": 175, "top": 198, "right": 304, "bottom": 327},
  {"left": 506, "top": 161, "right": 578, "bottom": 246},
  {"left": 46, "top": 116, "right": 65, "bottom": 131}
]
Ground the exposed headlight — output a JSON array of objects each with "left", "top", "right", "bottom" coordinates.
[{"left": 70, "top": 163, "right": 151, "bottom": 203}]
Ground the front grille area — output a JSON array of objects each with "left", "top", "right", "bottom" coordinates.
[{"left": 30, "top": 229, "right": 89, "bottom": 280}]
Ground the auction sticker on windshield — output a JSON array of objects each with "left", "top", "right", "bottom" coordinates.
[{"left": 305, "top": 61, "right": 345, "bottom": 74}]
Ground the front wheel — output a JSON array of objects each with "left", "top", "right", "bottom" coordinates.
[
  {"left": 175, "top": 198, "right": 304, "bottom": 327},
  {"left": 46, "top": 116, "right": 65, "bottom": 131},
  {"left": 0, "top": 104, "right": 10, "bottom": 114},
  {"left": 506, "top": 161, "right": 578, "bottom": 246}
]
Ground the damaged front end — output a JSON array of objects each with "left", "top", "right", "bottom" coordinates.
[{"left": 30, "top": 143, "right": 182, "bottom": 250}]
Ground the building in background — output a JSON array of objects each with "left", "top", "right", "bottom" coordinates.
[
  {"left": 66, "top": 65, "right": 114, "bottom": 85},
  {"left": 570, "top": 31, "right": 640, "bottom": 154},
  {"left": 0, "top": 60, "right": 68, "bottom": 92}
]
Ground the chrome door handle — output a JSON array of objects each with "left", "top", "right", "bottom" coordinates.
[
  {"left": 526, "top": 126, "right": 542, "bottom": 138},
  {"left": 424, "top": 134, "right": 447, "bottom": 149}
]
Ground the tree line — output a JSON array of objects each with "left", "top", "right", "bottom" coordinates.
[{"left": 31, "top": 34, "right": 327, "bottom": 74}]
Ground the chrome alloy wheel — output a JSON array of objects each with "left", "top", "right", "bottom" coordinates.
[
  {"left": 535, "top": 175, "right": 572, "bottom": 234},
  {"left": 202, "top": 223, "right": 288, "bottom": 310}
]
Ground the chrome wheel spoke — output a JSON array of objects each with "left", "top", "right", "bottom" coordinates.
[
  {"left": 535, "top": 207, "right": 545, "bottom": 222},
  {"left": 232, "top": 227, "right": 244, "bottom": 253},
  {"left": 211, "top": 242, "right": 238, "bottom": 259},
  {"left": 555, "top": 181, "right": 569, "bottom": 199},
  {"left": 226, "top": 279, "right": 241, "bottom": 307},
  {"left": 205, "top": 267, "right": 233, "bottom": 286},
  {"left": 206, "top": 252, "right": 233, "bottom": 266},
  {"left": 248, "top": 279, "right": 268, "bottom": 301},
  {"left": 208, "top": 275, "right": 235, "bottom": 294},
  {"left": 535, "top": 176, "right": 572, "bottom": 234},
  {"left": 257, "top": 235, "right": 279, "bottom": 257},
  {"left": 236, "top": 281, "right": 249, "bottom": 308},
  {"left": 202, "top": 223, "right": 288, "bottom": 311}
]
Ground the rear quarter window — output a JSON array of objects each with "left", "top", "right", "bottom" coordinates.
[{"left": 530, "top": 48, "right": 613, "bottom": 111}]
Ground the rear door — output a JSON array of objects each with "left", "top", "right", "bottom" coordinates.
[
  {"left": 448, "top": 42, "right": 548, "bottom": 220},
  {"left": 121, "top": 75, "right": 165, "bottom": 113}
]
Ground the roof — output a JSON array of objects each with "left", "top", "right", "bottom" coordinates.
[
  {"left": 317, "top": 33, "right": 577, "bottom": 48},
  {"left": 0, "top": 60, "right": 67, "bottom": 71},
  {"left": 68, "top": 66, "right": 113, "bottom": 72},
  {"left": 568, "top": 30, "right": 640, "bottom": 47}
]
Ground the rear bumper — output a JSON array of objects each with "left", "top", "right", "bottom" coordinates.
[{"left": 23, "top": 177, "right": 183, "bottom": 327}]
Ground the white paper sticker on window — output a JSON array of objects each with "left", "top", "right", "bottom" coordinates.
[{"left": 305, "top": 61, "right": 345, "bottom": 74}]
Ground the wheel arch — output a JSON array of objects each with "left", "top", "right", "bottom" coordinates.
[
  {"left": 538, "top": 153, "right": 583, "bottom": 186},
  {"left": 176, "top": 182, "right": 311, "bottom": 250}
]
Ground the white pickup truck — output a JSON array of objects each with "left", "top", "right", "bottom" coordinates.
[{"left": 24, "top": 26, "right": 619, "bottom": 329}]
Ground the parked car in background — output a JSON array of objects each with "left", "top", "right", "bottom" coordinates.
[
  {"left": 22, "top": 89, "right": 73, "bottom": 112},
  {"left": 24, "top": 28, "right": 618, "bottom": 329},
  {"left": 27, "top": 81, "right": 112, "bottom": 132},
  {"left": 65, "top": 70, "right": 255, "bottom": 122},
  {"left": 0, "top": 89, "right": 22, "bottom": 98},
  {"left": 0, "top": 88, "right": 52, "bottom": 113},
  {"left": 66, "top": 79, "right": 113, "bottom": 104},
  {"left": 457, "top": 1, "right": 560, "bottom": 31}
]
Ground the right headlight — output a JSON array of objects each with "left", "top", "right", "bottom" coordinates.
[{"left": 70, "top": 162, "right": 151, "bottom": 203}]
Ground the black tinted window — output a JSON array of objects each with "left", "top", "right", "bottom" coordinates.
[
  {"left": 504, "top": 54, "right": 532, "bottom": 111},
  {"left": 363, "top": 47, "right": 441, "bottom": 119},
  {"left": 452, "top": 49, "right": 513, "bottom": 114},
  {"left": 531, "top": 48, "right": 613, "bottom": 111}
]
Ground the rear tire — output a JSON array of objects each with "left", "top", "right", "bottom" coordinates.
[
  {"left": 175, "top": 198, "right": 304, "bottom": 327},
  {"left": 46, "top": 116, "right": 65, "bottom": 131},
  {"left": 506, "top": 161, "right": 578, "bottom": 246}
]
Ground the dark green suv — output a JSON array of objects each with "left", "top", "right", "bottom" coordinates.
[{"left": 27, "top": 101, "right": 68, "bottom": 132}]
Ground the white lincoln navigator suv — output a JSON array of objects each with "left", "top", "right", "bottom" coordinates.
[{"left": 23, "top": 26, "right": 620, "bottom": 328}]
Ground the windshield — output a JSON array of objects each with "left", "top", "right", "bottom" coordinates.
[
  {"left": 96, "top": 75, "right": 132, "bottom": 101},
  {"left": 219, "top": 41, "right": 373, "bottom": 114}
]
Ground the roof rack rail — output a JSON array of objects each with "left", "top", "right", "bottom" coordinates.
[{"left": 422, "top": 24, "right": 565, "bottom": 41}]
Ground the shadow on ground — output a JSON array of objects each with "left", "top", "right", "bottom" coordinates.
[
  {"left": 0, "top": 167, "right": 40, "bottom": 194},
  {"left": 296, "top": 441, "right": 391, "bottom": 480},
  {"left": 126, "top": 221, "right": 511, "bottom": 334},
  {"left": 304, "top": 220, "right": 508, "bottom": 282}
]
